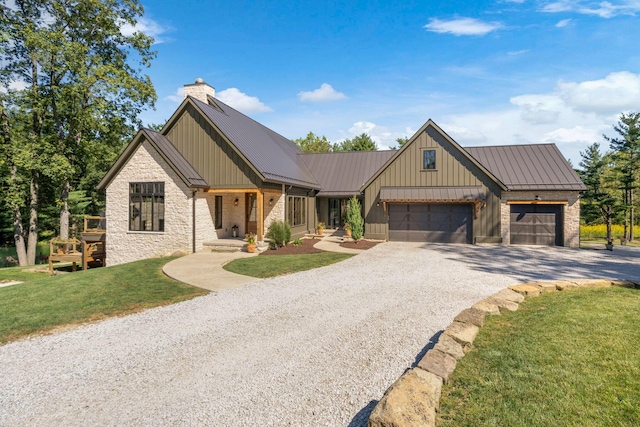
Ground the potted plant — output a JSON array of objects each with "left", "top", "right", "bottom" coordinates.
[
  {"left": 316, "top": 221, "right": 326, "bottom": 235},
  {"left": 245, "top": 233, "right": 257, "bottom": 253},
  {"left": 344, "top": 222, "right": 352, "bottom": 237}
]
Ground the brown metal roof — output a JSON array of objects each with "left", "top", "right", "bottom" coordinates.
[
  {"left": 465, "top": 144, "right": 586, "bottom": 191},
  {"left": 143, "top": 129, "right": 209, "bottom": 188},
  {"left": 189, "top": 97, "right": 321, "bottom": 189},
  {"left": 380, "top": 186, "right": 485, "bottom": 202},
  {"left": 299, "top": 150, "right": 396, "bottom": 197},
  {"left": 97, "top": 129, "right": 209, "bottom": 190}
]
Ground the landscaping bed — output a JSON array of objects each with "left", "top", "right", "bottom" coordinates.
[
  {"left": 339, "top": 240, "right": 380, "bottom": 250},
  {"left": 260, "top": 238, "right": 324, "bottom": 255}
]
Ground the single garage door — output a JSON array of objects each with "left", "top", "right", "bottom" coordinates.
[
  {"left": 510, "top": 204, "right": 562, "bottom": 246},
  {"left": 389, "top": 203, "right": 471, "bottom": 243}
]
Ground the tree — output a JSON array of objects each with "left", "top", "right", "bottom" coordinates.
[
  {"left": 390, "top": 136, "right": 409, "bottom": 150},
  {"left": 333, "top": 133, "right": 377, "bottom": 151},
  {"left": 1, "top": 0, "right": 156, "bottom": 264},
  {"left": 578, "top": 143, "right": 620, "bottom": 246},
  {"left": 293, "top": 131, "right": 332, "bottom": 153},
  {"left": 605, "top": 112, "right": 640, "bottom": 241},
  {"left": 345, "top": 196, "right": 364, "bottom": 241}
]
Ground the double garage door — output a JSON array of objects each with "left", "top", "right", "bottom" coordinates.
[
  {"left": 389, "top": 203, "right": 471, "bottom": 243},
  {"left": 510, "top": 204, "right": 562, "bottom": 246}
]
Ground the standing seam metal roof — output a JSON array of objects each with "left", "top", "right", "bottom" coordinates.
[
  {"left": 299, "top": 150, "right": 396, "bottom": 196},
  {"left": 189, "top": 97, "right": 321, "bottom": 189},
  {"left": 464, "top": 144, "right": 586, "bottom": 191}
]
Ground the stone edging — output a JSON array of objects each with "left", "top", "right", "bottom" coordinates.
[{"left": 368, "top": 278, "right": 640, "bottom": 427}]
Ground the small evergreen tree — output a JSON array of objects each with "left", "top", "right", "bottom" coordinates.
[{"left": 345, "top": 196, "right": 364, "bottom": 241}]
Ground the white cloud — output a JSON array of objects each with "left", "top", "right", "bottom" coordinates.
[
  {"left": 558, "top": 71, "right": 640, "bottom": 113},
  {"left": 298, "top": 83, "right": 346, "bottom": 102},
  {"left": 216, "top": 88, "right": 273, "bottom": 113},
  {"left": 508, "top": 49, "right": 530, "bottom": 56},
  {"left": 556, "top": 18, "right": 572, "bottom": 26},
  {"left": 441, "top": 71, "right": 640, "bottom": 164},
  {"left": 120, "top": 17, "right": 171, "bottom": 43},
  {"left": 542, "top": 1, "right": 640, "bottom": 17},
  {"left": 165, "top": 87, "right": 185, "bottom": 103},
  {"left": 424, "top": 18, "right": 503, "bottom": 36},
  {"left": 1, "top": 80, "right": 29, "bottom": 94},
  {"left": 341, "top": 121, "right": 411, "bottom": 150}
]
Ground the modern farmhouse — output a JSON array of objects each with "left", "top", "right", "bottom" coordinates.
[{"left": 97, "top": 79, "right": 586, "bottom": 265}]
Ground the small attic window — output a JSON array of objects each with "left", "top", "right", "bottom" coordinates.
[{"left": 423, "top": 150, "right": 436, "bottom": 170}]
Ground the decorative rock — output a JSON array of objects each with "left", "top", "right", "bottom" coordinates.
[
  {"left": 443, "top": 321, "right": 480, "bottom": 348},
  {"left": 485, "top": 297, "right": 519, "bottom": 312},
  {"left": 417, "top": 349, "right": 457, "bottom": 383},
  {"left": 368, "top": 368, "right": 442, "bottom": 427},
  {"left": 472, "top": 299, "right": 501, "bottom": 315},
  {"left": 508, "top": 283, "right": 542, "bottom": 297},
  {"left": 570, "top": 279, "right": 612, "bottom": 288},
  {"left": 454, "top": 308, "right": 486, "bottom": 327},
  {"left": 433, "top": 333, "right": 466, "bottom": 360},
  {"left": 555, "top": 281, "right": 579, "bottom": 291},
  {"left": 492, "top": 288, "right": 525, "bottom": 303},
  {"left": 531, "top": 281, "right": 558, "bottom": 292}
]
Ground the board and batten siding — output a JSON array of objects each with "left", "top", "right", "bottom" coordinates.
[
  {"left": 165, "top": 104, "right": 263, "bottom": 188},
  {"left": 363, "top": 125, "right": 502, "bottom": 241}
]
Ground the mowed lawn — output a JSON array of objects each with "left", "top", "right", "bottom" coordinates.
[
  {"left": 223, "top": 252, "right": 353, "bottom": 278},
  {"left": 438, "top": 286, "right": 640, "bottom": 427},
  {"left": 0, "top": 258, "right": 207, "bottom": 344}
]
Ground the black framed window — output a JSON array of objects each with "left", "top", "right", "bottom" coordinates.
[
  {"left": 215, "top": 195, "right": 223, "bottom": 229},
  {"left": 423, "top": 149, "right": 436, "bottom": 170},
  {"left": 287, "top": 196, "right": 306, "bottom": 226},
  {"left": 129, "top": 182, "right": 164, "bottom": 231}
]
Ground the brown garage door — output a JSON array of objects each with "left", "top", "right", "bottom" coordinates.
[
  {"left": 389, "top": 203, "right": 471, "bottom": 243},
  {"left": 510, "top": 204, "right": 562, "bottom": 246}
]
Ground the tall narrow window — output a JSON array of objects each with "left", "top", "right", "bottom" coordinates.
[
  {"left": 215, "top": 195, "right": 222, "bottom": 229},
  {"left": 287, "top": 196, "right": 306, "bottom": 226},
  {"left": 423, "top": 150, "right": 436, "bottom": 170},
  {"left": 129, "top": 182, "right": 164, "bottom": 231}
]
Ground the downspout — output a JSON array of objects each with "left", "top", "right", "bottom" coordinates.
[{"left": 192, "top": 190, "right": 197, "bottom": 254}]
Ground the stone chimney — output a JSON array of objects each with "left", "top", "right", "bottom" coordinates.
[{"left": 183, "top": 78, "right": 215, "bottom": 103}]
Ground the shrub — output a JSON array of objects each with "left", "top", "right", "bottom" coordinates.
[
  {"left": 345, "top": 196, "right": 364, "bottom": 241},
  {"left": 267, "top": 220, "right": 291, "bottom": 248},
  {"left": 292, "top": 238, "right": 303, "bottom": 246}
]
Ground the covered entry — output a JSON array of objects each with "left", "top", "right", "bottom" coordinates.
[
  {"left": 380, "top": 187, "right": 485, "bottom": 243},
  {"left": 509, "top": 203, "right": 563, "bottom": 246}
]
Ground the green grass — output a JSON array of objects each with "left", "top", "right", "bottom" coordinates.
[
  {"left": 223, "top": 252, "right": 353, "bottom": 278},
  {"left": 0, "top": 242, "right": 49, "bottom": 267},
  {"left": 0, "top": 258, "right": 207, "bottom": 344},
  {"left": 438, "top": 287, "right": 640, "bottom": 427}
]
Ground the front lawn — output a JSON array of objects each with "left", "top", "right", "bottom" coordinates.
[
  {"left": 0, "top": 258, "right": 207, "bottom": 344},
  {"left": 438, "top": 287, "right": 640, "bottom": 427},
  {"left": 223, "top": 252, "right": 353, "bottom": 278}
]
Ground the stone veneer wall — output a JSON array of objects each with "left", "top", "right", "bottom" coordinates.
[
  {"left": 194, "top": 191, "right": 218, "bottom": 249},
  {"left": 106, "top": 141, "right": 194, "bottom": 266},
  {"left": 500, "top": 191, "right": 581, "bottom": 248},
  {"left": 263, "top": 192, "right": 285, "bottom": 237}
]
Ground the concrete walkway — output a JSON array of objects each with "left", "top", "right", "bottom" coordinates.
[
  {"left": 313, "top": 229, "right": 369, "bottom": 254},
  {"left": 163, "top": 251, "right": 260, "bottom": 292}
]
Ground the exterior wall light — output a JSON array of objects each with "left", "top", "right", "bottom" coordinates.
[
  {"left": 234, "top": 198, "right": 239, "bottom": 206},
  {"left": 269, "top": 198, "right": 274, "bottom": 206}
]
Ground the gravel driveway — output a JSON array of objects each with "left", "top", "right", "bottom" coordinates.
[{"left": 2, "top": 243, "right": 640, "bottom": 427}]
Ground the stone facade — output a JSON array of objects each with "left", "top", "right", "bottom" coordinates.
[
  {"left": 263, "top": 192, "right": 285, "bottom": 236},
  {"left": 500, "top": 191, "right": 581, "bottom": 248},
  {"left": 194, "top": 191, "right": 218, "bottom": 250},
  {"left": 183, "top": 79, "right": 215, "bottom": 103},
  {"left": 106, "top": 141, "right": 195, "bottom": 265}
]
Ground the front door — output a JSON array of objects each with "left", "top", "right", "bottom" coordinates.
[{"left": 246, "top": 193, "right": 257, "bottom": 235}]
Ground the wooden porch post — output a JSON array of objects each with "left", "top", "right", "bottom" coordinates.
[{"left": 256, "top": 190, "right": 264, "bottom": 241}]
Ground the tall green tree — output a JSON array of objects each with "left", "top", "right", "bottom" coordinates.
[
  {"left": 578, "top": 143, "right": 620, "bottom": 245},
  {"left": 605, "top": 112, "right": 640, "bottom": 241},
  {"left": 345, "top": 196, "right": 364, "bottom": 241},
  {"left": 1, "top": 0, "right": 156, "bottom": 265},
  {"left": 293, "top": 131, "right": 332, "bottom": 153},
  {"left": 390, "top": 136, "right": 409, "bottom": 150},
  {"left": 333, "top": 133, "right": 377, "bottom": 151}
]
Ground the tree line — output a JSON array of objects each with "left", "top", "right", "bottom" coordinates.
[
  {"left": 293, "top": 131, "right": 409, "bottom": 152},
  {"left": 578, "top": 112, "right": 640, "bottom": 245},
  {"left": 0, "top": 0, "right": 156, "bottom": 265}
]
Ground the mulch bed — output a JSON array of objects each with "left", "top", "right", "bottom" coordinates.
[
  {"left": 339, "top": 240, "right": 380, "bottom": 250},
  {"left": 259, "top": 238, "right": 325, "bottom": 255}
]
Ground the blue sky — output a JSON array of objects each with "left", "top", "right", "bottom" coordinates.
[{"left": 134, "top": 0, "right": 640, "bottom": 165}]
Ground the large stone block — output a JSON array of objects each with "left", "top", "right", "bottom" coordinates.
[
  {"left": 454, "top": 308, "right": 486, "bottom": 327},
  {"left": 443, "top": 321, "right": 480, "bottom": 348},
  {"left": 508, "top": 283, "right": 542, "bottom": 297},
  {"left": 485, "top": 297, "right": 519, "bottom": 312},
  {"left": 417, "top": 349, "right": 457, "bottom": 383},
  {"left": 555, "top": 281, "right": 580, "bottom": 291},
  {"left": 472, "top": 299, "right": 501, "bottom": 315},
  {"left": 368, "top": 368, "right": 442, "bottom": 427},
  {"left": 433, "top": 333, "right": 465, "bottom": 360},
  {"left": 570, "top": 279, "right": 612, "bottom": 288},
  {"left": 492, "top": 288, "right": 525, "bottom": 303}
]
